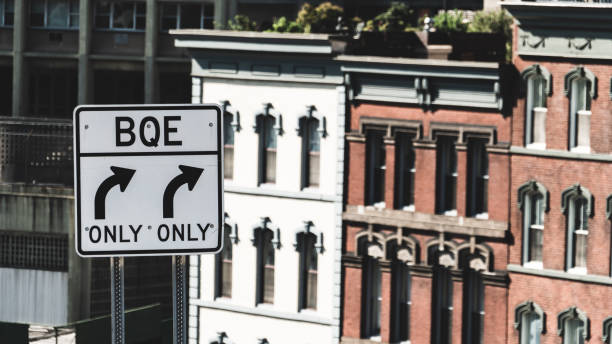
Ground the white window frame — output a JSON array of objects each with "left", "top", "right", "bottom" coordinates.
[
  {"left": 521, "top": 64, "right": 551, "bottom": 149},
  {"left": 94, "top": 1, "right": 146, "bottom": 32},
  {"left": 514, "top": 300, "right": 544, "bottom": 344},
  {"left": 561, "top": 184, "right": 592, "bottom": 274},
  {"left": 518, "top": 180, "right": 549, "bottom": 268}
]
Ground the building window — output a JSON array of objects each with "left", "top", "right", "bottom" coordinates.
[
  {"left": 223, "top": 112, "right": 234, "bottom": 180},
  {"left": 521, "top": 64, "right": 551, "bottom": 147},
  {"left": 160, "top": 2, "right": 214, "bottom": 31},
  {"left": 428, "top": 244, "right": 455, "bottom": 344},
  {"left": 30, "top": 0, "right": 79, "bottom": 28},
  {"left": 356, "top": 234, "right": 384, "bottom": 341},
  {"left": 254, "top": 225, "right": 275, "bottom": 305},
  {"left": 297, "top": 231, "right": 318, "bottom": 311},
  {"left": 365, "top": 130, "right": 386, "bottom": 207},
  {"left": 518, "top": 180, "right": 548, "bottom": 268},
  {"left": 30, "top": 68, "right": 78, "bottom": 118},
  {"left": 395, "top": 133, "right": 415, "bottom": 211},
  {"left": 255, "top": 110, "right": 278, "bottom": 185},
  {"left": 435, "top": 136, "right": 457, "bottom": 215},
  {"left": 514, "top": 301, "right": 544, "bottom": 344},
  {"left": 389, "top": 239, "right": 414, "bottom": 343},
  {"left": 459, "top": 250, "right": 486, "bottom": 344},
  {"left": 466, "top": 139, "right": 488, "bottom": 218},
  {"left": 561, "top": 184, "right": 592, "bottom": 274},
  {"left": 565, "top": 66, "right": 596, "bottom": 152},
  {"left": 363, "top": 254, "right": 382, "bottom": 340},
  {"left": 214, "top": 225, "right": 232, "bottom": 298},
  {"left": 94, "top": 1, "right": 146, "bottom": 31},
  {"left": 0, "top": 0, "right": 15, "bottom": 27},
  {"left": 558, "top": 307, "right": 589, "bottom": 344},
  {"left": 298, "top": 116, "right": 321, "bottom": 189}
]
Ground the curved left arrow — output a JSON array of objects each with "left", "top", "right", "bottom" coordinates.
[{"left": 94, "top": 166, "right": 136, "bottom": 220}]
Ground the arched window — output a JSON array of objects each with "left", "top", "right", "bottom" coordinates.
[
  {"left": 458, "top": 244, "right": 491, "bottom": 344},
  {"left": 564, "top": 66, "right": 596, "bottom": 152},
  {"left": 603, "top": 316, "right": 612, "bottom": 344},
  {"left": 294, "top": 221, "right": 323, "bottom": 311},
  {"left": 518, "top": 180, "right": 549, "bottom": 268},
  {"left": 297, "top": 106, "right": 325, "bottom": 189},
  {"left": 514, "top": 300, "right": 545, "bottom": 344},
  {"left": 386, "top": 234, "right": 417, "bottom": 343},
  {"left": 252, "top": 217, "right": 280, "bottom": 305},
  {"left": 561, "top": 184, "right": 593, "bottom": 273},
  {"left": 521, "top": 64, "right": 551, "bottom": 148},
  {"left": 356, "top": 231, "right": 385, "bottom": 340},
  {"left": 557, "top": 307, "right": 589, "bottom": 344},
  {"left": 254, "top": 103, "right": 282, "bottom": 185},
  {"left": 427, "top": 240, "right": 457, "bottom": 344},
  {"left": 220, "top": 100, "right": 239, "bottom": 180}
]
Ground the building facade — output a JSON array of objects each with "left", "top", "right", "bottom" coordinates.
[
  {"left": 339, "top": 55, "right": 511, "bottom": 344},
  {"left": 173, "top": 31, "right": 346, "bottom": 344},
  {"left": 504, "top": 2, "right": 612, "bottom": 344}
]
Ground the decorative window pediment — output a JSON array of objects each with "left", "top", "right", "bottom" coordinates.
[
  {"left": 457, "top": 241, "right": 492, "bottom": 273},
  {"left": 209, "top": 331, "right": 232, "bottom": 344},
  {"left": 521, "top": 64, "right": 552, "bottom": 97},
  {"left": 426, "top": 238, "right": 458, "bottom": 269},
  {"left": 518, "top": 180, "right": 549, "bottom": 212},
  {"left": 224, "top": 213, "right": 239, "bottom": 244},
  {"left": 564, "top": 66, "right": 597, "bottom": 99},
  {"left": 561, "top": 184, "right": 593, "bottom": 217},
  {"left": 296, "top": 105, "right": 327, "bottom": 138},
  {"left": 385, "top": 230, "right": 419, "bottom": 265},
  {"left": 294, "top": 220, "right": 324, "bottom": 253},
  {"left": 253, "top": 103, "right": 283, "bottom": 136},
  {"left": 514, "top": 300, "right": 545, "bottom": 333},
  {"left": 355, "top": 227, "right": 386, "bottom": 260},
  {"left": 220, "top": 100, "right": 241, "bottom": 132},
  {"left": 251, "top": 217, "right": 281, "bottom": 249},
  {"left": 557, "top": 306, "right": 589, "bottom": 340}
]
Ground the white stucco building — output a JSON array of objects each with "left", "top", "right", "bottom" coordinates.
[{"left": 172, "top": 31, "right": 346, "bottom": 344}]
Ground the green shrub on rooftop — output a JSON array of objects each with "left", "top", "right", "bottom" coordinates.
[
  {"left": 364, "top": 2, "right": 419, "bottom": 32},
  {"left": 296, "top": 2, "right": 344, "bottom": 33},
  {"left": 467, "top": 9, "right": 512, "bottom": 37},
  {"left": 267, "top": 16, "right": 305, "bottom": 33},
  {"left": 227, "top": 14, "right": 257, "bottom": 31},
  {"left": 433, "top": 10, "right": 469, "bottom": 33}
]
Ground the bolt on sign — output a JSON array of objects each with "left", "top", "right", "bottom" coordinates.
[{"left": 73, "top": 105, "right": 224, "bottom": 257}]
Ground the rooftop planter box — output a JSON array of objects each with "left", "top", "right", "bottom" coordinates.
[{"left": 428, "top": 31, "right": 507, "bottom": 62}]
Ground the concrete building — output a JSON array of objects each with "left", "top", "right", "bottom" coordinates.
[
  {"left": 503, "top": 2, "right": 612, "bottom": 344},
  {"left": 172, "top": 31, "right": 346, "bottom": 344}
]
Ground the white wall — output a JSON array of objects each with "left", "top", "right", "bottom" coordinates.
[{"left": 0, "top": 268, "right": 68, "bottom": 325}]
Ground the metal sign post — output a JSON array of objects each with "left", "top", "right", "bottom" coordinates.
[
  {"left": 172, "top": 255, "right": 187, "bottom": 344},
  {"left": 110, "top": 257, "right": 125, "bottom": 344}
]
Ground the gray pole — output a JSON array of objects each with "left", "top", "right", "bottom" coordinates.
[
  {"left": 172, "top": 255, "right": 187, "bottom": 344},
  {"left": 110, "top": 257, "right": 126, "bottom": 344}
]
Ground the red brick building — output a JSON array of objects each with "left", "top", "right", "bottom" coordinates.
[
  {"left": 339, "top": 55, "right": 512, "bottom": 343},
  {"left": 504, "top": 2, "right": 612, "bottom": 344}
]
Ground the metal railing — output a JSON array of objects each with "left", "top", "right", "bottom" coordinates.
[{"left": 0, "top": 117, "right": 73, "bottom": 186}]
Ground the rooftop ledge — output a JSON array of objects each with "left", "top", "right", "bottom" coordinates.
[
  {"left": 171, "top": 29, "right": 337, "bottom": 55},
  {"left": 343, "top": 204, "right": 507, "bottom": 238}
]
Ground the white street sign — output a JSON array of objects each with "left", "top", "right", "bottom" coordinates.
[{"left": 73, "top": 104, "right": 223, "bottom": 257}]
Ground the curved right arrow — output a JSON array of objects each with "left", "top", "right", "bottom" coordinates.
[
  {"left": 163, "top": 165, "right": 204, "bottom": 218},
  {"left": 95, "top": 166, "right": 136, "bottom": 220}
]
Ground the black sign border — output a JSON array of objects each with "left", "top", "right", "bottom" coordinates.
[{"left": 74, "top": 104, "right": 223, "bottom": 257}]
